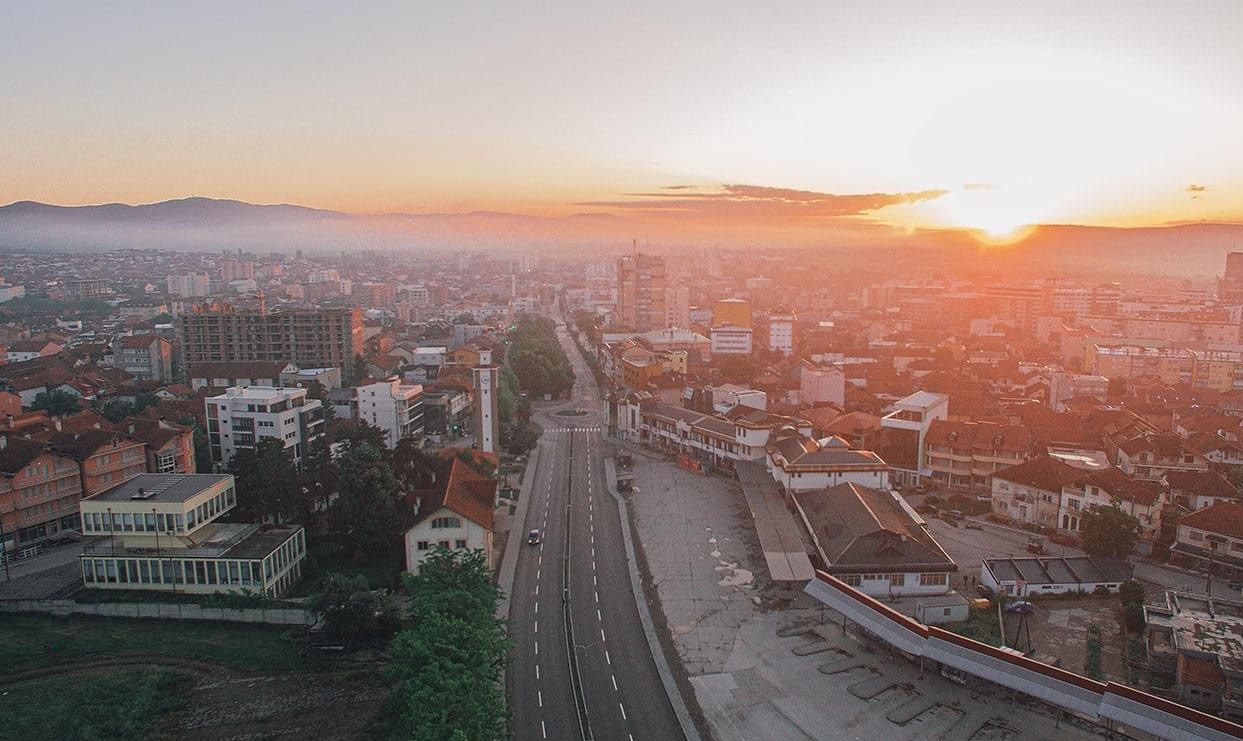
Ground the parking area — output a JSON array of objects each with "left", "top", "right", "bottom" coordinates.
[{"left": 1000, "top": 596, "right": 1128, "bottom": 680}]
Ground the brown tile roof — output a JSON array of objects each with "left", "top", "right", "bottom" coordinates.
[
  {"left": 0, "top": 437, "right": 52, "bottom": 476},
  {"left": 1083, "top": 468, "right": 1164, "bottom": 507},
  {"left": 992, "top": 455, "right": 1086, "bottom": 492},
  {"left": 1182, "top": 501, "right": 1243, "bottom": 539},
  {"left": 793, "top": 483, "right": 955, "bottom": 570},
  {"left": 1165, "top": 469, "right": 1239, "bottom": 499},
  {"left": 925, "top": 419, "right": 1032, "bottom": 452},
  {"left": 412, "top": 456, "right": 497, "bottom": 530},
  {"left": 121, "top": 416, "right": 188, "bottom": 449},
  {"left": 47, "top": 429, "right": 142, "bottom": 460}
]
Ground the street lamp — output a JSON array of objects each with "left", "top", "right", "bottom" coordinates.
[{"left": 0, "top": 506, "right": 11, "bottom": 581}]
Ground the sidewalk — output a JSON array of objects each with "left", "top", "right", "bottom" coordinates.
[{"left": 495, "top": 445, "right": 543, "bottom": 621}]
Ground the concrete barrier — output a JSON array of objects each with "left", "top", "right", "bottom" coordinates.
[{"left": 0, "top": 599, "right": 312, "bottom": 626}]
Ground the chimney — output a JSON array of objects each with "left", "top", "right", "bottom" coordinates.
[
  {"left": 54, "top": 417, "right": 62, "bottom": 432},
  {"left": 0, "top": 435, "right": 5, "bottom": 450},
  {"left": 128, "top": 423, "right": 135, "bottom": 435}
]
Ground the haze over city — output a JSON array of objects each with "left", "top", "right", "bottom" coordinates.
[
  {"left": 4, "top": 2, "right": 1243, "bottom": 247},
  {"left": 7, "top": 4, "right": 1243, "bottom": 741}
]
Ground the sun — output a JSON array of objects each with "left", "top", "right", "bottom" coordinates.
[{"left": 923, "top": 187, "right": 1042, "bottom": 244}]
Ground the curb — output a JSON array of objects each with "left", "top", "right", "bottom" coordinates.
[
  {"left": 603, "top": 455, "right": 704, "bottom": 741},
  {"left": 496, "top": 445, "right": 543, "bottom": 622}
]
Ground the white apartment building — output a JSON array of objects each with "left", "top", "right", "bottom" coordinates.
[
  {"left": 879, "top": 391, "right": 949, "bottom": 486},
  {"left": 355, "top": 377, "right": 425, "bottom": 448},
  {"left": 404, "top": 457, "right": 497, "bottom": 574},
  {"left": 206, "top": 386, "right": 325, "bottom": 470},
  {"left": 768, "top": 313, "right": 795, "bottom": 355},
  {"left": 710, "top": 325, "right": 753, "bottom": 355},
  {"left": 799, "top": 360, "right": 845, "bottom": 407},
  {"left": 767, "top": 434, "right": 891, "bottom": 492},
  {"left": 166, "top": 273, "right": 211, "bottom": 298}
]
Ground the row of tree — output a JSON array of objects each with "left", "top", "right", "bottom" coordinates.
[
  {"left": 386, "top": 548, "right": 509, "bottom": 740},
  {"left": 505, "top": 315, "right": 574, "bottom": 399}
]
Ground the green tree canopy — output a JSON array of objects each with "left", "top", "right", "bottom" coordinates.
[
  {"left": 1081, "top": 504, "right": 1141, "bottom": 558},
  {"left": 309, "top": 573, "right": 400, "bottom": 648},
  {"left": 387, "top": 548, "right": 507, "bottom": 741},
  {"left": 31, "top": 389, "right": 81, "bottom": 416},
  {"left": 331, "top": 443, "right": 406, "bottom": 562},
  {"left": 227, "top": 438, "right": 299, "bottom": 522}
]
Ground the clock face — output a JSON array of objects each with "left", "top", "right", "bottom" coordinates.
[{"left": 479, "top": 372, "right": 491, "bottom": 388}]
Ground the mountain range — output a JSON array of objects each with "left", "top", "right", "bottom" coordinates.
[{"left": 2, "top": 197, "right": 1242, "bottom": 277}]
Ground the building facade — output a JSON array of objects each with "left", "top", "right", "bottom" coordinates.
[
  {"left": 179, "top": 305, "right": 364, "bottom": 375},
  {"left": 80, "top": 474, "right": 306, "bottom": 596},
  {"left": 205, "top": 386, "right": 325, "bottom": 470},
  {"left": 114, "top": 335, "right": 174, "bottom": 384},
  {"left": 616, "top": 253, "right": 668, "bottom": 332},
  {"left": 355, "top": 377, "right": 425, "bottom": 448}
]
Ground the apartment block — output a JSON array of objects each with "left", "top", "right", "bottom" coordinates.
[
  {"left": 114, "top": 335, "right": 174, "bottom": 384},
  {"left": 0, "top": 436, "right": 84, "bottom": 552},
  {"left": 355, "top": 377, "right": 425, "bottom": 448},
  {"left": 206, "top": 386, "right": 325, "bottom": 470},
  {"left": 178, "top": 305, "right": 363, "bottom": 374},
  {"left": 616, "top": 253, "right": 668, "bottom": 332}
]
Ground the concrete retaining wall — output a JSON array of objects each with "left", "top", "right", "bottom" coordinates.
[{"left": 0, "top": 599, "right": 311, "bottom": 625}]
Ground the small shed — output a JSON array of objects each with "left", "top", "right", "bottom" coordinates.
[{"left": 915, "top": 592, "right": 970, "bottom": 624}]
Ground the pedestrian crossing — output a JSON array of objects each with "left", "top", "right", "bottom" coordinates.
[{"left": 547, "top": 426, "right": 602, "bottom": 433}]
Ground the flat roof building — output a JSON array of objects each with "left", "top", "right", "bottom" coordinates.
[{"left": 79, "top": 474, "right": 306, "bottom": 596}]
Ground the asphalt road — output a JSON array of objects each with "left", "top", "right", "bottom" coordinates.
[{"left": 507, "top": 318, "right": 684, "bottom": 741}]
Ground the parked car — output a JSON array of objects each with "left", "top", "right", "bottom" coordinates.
[
  {"left": 527, "top": 529, "right": 542, "bottom": 545},
  {"left": 1228, "top": 580, "right": 1243, "bottom": 591},
  {"left": 944, "top": 509, "right": 965, "bottom": 520},
  {"left": 1006, "top": 600, "right": 1035, "bottom": 615},
  {"left": 964, "top": 520, "right": 983, "bottom": 530},
  {"left": 1026, "top": 535, "right": 1046, "bottom": 555}
]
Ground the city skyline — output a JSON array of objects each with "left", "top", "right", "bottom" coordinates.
[{"left": 4, "top": 2, "right": 1243, "bottom": 244}]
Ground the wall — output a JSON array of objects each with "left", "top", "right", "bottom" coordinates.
[{"left": 0, "top": 599, "right": 311, "bottom": 625}]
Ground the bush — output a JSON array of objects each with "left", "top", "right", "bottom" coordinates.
[
  {"left": 1119, "top": 580, "right": 1146, "bottom": 607},
  {"left": 1123, "top": 601, "right": 1147, "bottom": 633}
]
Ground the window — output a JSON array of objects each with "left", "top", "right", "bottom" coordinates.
[
  {"left": 455, "top": 539, "right": 467, "bottom": 549},
  {"left": 438, "top": 540, "right": 450, "bottom": 549},
  {"left": 417, "top": 541, "right": 430, "bottom": 551},
  {"left": 431, "top": 517, "right": 462, "bottom": 529},
  {"left": 890, "top": 574, "right": 906, "bottom": 587},
  {"left": 919, "top": 573, "right": 948, "bottom": 586},
  {"left": 842, "top": 574, "right": 862, "bottom": 587},
  {"left": 1190, "top": 530, "right": 1205, "bottom": 541}
]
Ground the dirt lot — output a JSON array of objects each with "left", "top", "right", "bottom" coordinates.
[{"left": 1001, "top": 596, "right": 1128, "bottom": 680}]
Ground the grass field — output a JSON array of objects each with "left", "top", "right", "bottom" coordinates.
[
  {"left": 943, "top": 606, "right": 1004, "bottom": 647},
  {"left": 0, "top": 613, "right": 328, "bottom": 674},
  {"left": 0, "top": 670, "right": 190, "bottom": 741}
]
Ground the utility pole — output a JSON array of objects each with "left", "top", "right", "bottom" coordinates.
[{"left": 0, "top": 507, "right": 11, "bottom": 581}]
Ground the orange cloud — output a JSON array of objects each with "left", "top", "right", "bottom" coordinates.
[{"left": 575, "top": 183, "right": 948, "bottom": 224}]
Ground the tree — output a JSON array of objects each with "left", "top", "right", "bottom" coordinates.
[
  {"left": 297, "top": 437, "right": 338, "bottom": 521},
  {"left": 350, "top": 353, "right": 368, "bottom": 385},
  {"left": 179, "top": 417, "right": 215, "bottom": 474},
  {"left": 333, "top": 419, "right": 389, "bottom": 453},
  {"left": 391, "top": 436, "right": 440, "bottom": 492},
  {"left": 387, "top": 548, "right": 507, "bottom": 741},
  {"left": 1122, "top": 601, "right": 1147, "bottom": 633},
  {"left": 31, "top": 390, "right": 80, "bottom": 416},
  {"left": 227, "top": 438, "right": 299, "bottom": 521},
  {"left": 309, "top": 573, "right": 400, "bottom": 648},
  {"left": 1080, "top": 504, "right": 1141, "bottom": 558},
  {"left": 1118, "top": 579, "right": 1146, "bottom": 607},
  {"left": 331, "top": 443, "right": 406, "bottom": 562}
]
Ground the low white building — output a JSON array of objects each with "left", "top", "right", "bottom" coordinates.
[
  {"left": 206, "top": 385, "right": 325, "bottom": 470},
  {"left": 981, "top": 556, "right": 1131, "bottom": 598},
  {"left": 79, "top": 474, "right": 306, "bottom": 596},
  {"left": 792, "top": 482, "right": 956, "bottom": 598},
  {"left": 767, "top": 434, "right": 891, "bottom": 492},
  {"left": 404, "top": 457, "right": 497, "bottom": 574},
  {"left": 768, "top": 313, "right": 795, "bottom": 355},
  {"left": 799, "top": 360, "right": 845, "bottom": 407},
  {"left": 355, "top": 377, "right": 425, "bottom": 449}
]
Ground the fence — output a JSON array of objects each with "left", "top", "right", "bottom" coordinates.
[{"left": 0, "top": 599, "right": 312, "bottom": 625}]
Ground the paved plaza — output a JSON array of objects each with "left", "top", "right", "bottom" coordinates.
[{"left": 621, "top": 446, "right": 1105, "bottom": 741}]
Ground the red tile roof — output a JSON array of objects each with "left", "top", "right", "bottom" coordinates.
[
  {"left": 412, "top": 456, "right": 497, "bottom": 530},
  {"left": 1181, "top": 501, "right": 1243, "bottom": 540}
]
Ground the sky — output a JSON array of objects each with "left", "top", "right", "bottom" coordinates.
[{"left": 2, "top": 1, "right": 1242, "bottom": 240}]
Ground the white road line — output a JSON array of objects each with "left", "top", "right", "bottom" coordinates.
[
  {"left": 534, "top": 619, "right": 538, "bottom": 633},
  {"left": 534, "top": 601, "right": 538, "bottom": 614},
  {"left": 536, "top": 568, "right": 540, "bottom": 579},
  {"left": 593, "top": 575, "right": 597, "bottom": 587},
  {"left": 541, "top": 720, "right": 547, "bottom": 739},
  {"left": 538, "top": 690, "right": 543, "bottom": 707},
  {"left": 597, "top": 609, "right": 602, "bottom": 621},
  {"left": 535, "top": 640, "right": 539, "bottom": 655},
  {"left": 611, "top": 675, "right": 618, "bottom": 691},
  {"left": 595, "top": 591, "right": 599, "bottom": 602},
  {"left": 535, "top": 584, "right": 539, "bottom": 596},
  {"left": 600, "top": 628, "right": 606, "bottom": 642},
  {"left": 628, "top": 734, "right": 634, "bottom": 741},
  {"left": 605, "top": 649, "right": 611, "bottom": 665},
  {"left": 619, "top": 702, "right": 628, "bottom": 720},
  {"left": 535, "top": 664, "right": 540, "bottom": 680}
]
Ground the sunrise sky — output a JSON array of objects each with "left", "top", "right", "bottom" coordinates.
[{"left": 3, "top": 2, "right": 1242, "bottom": 240}]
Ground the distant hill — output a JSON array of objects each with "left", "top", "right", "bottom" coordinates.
[
  {"left": 0, "top": 197, "right": 640, "bottom": 253},
  {"left": 1, "top": 197, "right": 1241, "bottom": 276}
]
